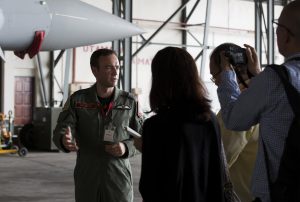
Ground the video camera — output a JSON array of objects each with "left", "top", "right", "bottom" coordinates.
[{"left": 225, "top": 46, "right": 248, "bottom": 66}]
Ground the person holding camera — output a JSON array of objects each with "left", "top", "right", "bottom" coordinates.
[
  {"left": 210, "top": 43, "right": 260, "bottom": 202},
  {"left": 216, "top": 1, "right": 300, "bottom": 202}
]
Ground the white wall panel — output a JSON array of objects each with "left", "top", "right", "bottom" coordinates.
[{"left": 133, "top": 0, "right": 181, "bottom": 22}]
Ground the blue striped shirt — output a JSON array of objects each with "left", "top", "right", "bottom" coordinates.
[{"left": 217, "top": 53, "right": 300, "bottom": 202}]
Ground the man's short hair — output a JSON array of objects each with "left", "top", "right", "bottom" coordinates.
[{"left": 90, "top": 48, "right": 117, "bottom": 68}]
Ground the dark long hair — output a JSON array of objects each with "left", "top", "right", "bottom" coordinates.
[{"left": 149, "top": 47, "right": 211, "bottom": 121}]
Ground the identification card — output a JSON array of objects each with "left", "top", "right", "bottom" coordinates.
[{"left": 104, "top": 129, "right": 114, "bottom": 142}]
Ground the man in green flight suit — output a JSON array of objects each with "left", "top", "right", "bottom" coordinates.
[{"left": 53, "top": 48, "right": 143, "bottom": 202}]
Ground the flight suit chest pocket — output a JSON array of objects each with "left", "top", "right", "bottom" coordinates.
[
  {"left": 75, "top": 102, "right": 99, "bottom": 125},
  {"left": 112, "top": 104, "right": 132, "bottom": 126}
]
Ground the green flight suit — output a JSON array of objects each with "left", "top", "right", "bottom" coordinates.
[{"left": 53, "top": 85, "right": 143, "bottom": 202}]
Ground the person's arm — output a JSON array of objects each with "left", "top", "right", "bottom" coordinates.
[
  {"left": 244, "top": 44, "right": 261, "bottom": 76},
  {"left": 105, "top": 142, "right": 126, "bottom": 157},
  {"left": 61, "top": 126, "right": 78, "bottom": 152},
  {"left": 53, "top": 96, "right": 77, "bottom": 152},
  {"left": 122, "top": 100, "right": 144, "bottom": 157},
  {"left": 217, "top": 69, "right": 267, "bottom": 131},
  {"left": 217, "top": 51, "right": 267, "bottom": 130}
]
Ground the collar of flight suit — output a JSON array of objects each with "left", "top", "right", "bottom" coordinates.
[{"left": 89, "top": 84, "right": 133, "bottom": 120}]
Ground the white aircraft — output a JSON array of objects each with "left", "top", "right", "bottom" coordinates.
[{"left": 0, "top": 0, "right": 144, "bottom": 60}]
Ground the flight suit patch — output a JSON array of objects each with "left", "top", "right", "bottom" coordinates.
[
  {"left": 75, "top": 102, "right": 98, "bottom": 109},
  {"left": 114, "top": 105, "right": 131, "bottom": 110}
]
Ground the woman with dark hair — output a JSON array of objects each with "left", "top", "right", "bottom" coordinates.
[{"left": 138, "top": 47, "right": 225, "bottom": 202}]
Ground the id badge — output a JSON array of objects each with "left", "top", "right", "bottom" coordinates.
[{"left": 103, "top": 123, "right": 115, "bottom": 142}]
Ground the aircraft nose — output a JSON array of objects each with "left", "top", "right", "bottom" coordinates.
[{"left": 41, "top": 0, "right": 144, "bottom": 50}]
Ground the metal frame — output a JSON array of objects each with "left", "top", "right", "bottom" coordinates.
[
  {"left": 36, "top": 53, "right": 48, "bottom": 107},
  {"left": 49, "top": 51, "right": 54, "bottom": 107},
  {"left": 181, "top": 0, "right": 188, "bottom": 50},
  {"left": 29, "top": 0, "right": 236, "bottom": 108},
  {"left": 132, "top": 1, "right": 190, "bottom": 57},
  {"left": 36, "top": 50, "right": 66, "bottom": 107},
  {"left": 267, "top": 0, "right": 275, "bottom": 64},
  {"left": 35, "top": 0, "right": 135, "bottom": 108},
  {"left": 132, "top": 0, "right": 211, "bottom": 78},
  {"left": 113, "top": 0, "right": 133, "bottom": 92},
  {"left": 33, "top": 0, "right": 292, "bottom": 109},
  {"left": 255, "top": 0, "right": 262, "bottom": 64},
  {"left": 255, "top": 0, "right": 274, "bottom": 67},
  {"left": 254, "top": 0, "right": 292, "bottom": 67},
  {"left": 112, "top": 0, "right": 211, "bottom": 90},
  {"left": 199, "top": 0, "right": 212, "bottom": 77},
  {"left": 0, "top": 58, "right": 4, "bottom": 112}
]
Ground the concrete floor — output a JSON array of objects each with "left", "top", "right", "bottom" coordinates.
[{"left": 0, "top": 151, "right": 142, "bottom": 202}]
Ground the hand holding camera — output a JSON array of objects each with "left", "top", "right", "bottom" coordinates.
[
  {"left": 244, "top": 44, "right": 261, "bottom": 76},
  {"left": 220, "top": 44, "right": 261, "bottom": 76}
]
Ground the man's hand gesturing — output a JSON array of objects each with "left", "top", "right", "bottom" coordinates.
[{"left": 62, "top": 126, "right": 78, "bottom": 152}]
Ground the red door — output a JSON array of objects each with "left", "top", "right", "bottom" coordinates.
[{"left": 14, "top": 77, "right": 34, "bottom": 125}]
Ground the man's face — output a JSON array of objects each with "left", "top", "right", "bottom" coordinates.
[
  {"left": 92, "top": 54, "right": 120, "bottom": 88},
  {"left": 276, "top": 16, "right": 286, "bottom": 56},
  {"left": 275, "top": 11, "right": 295, "bottom": 57}
]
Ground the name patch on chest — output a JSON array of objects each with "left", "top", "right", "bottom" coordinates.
[{"left": 75, "top": 102, "right": 99, "bottom": 109}]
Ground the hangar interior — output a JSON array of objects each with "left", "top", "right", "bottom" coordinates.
[
  {"left": 0, "top": 0, "right": 297, "bottom": 201},
  {"left": 0, "top": 0, "right": 292, "bottom": 150}
]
